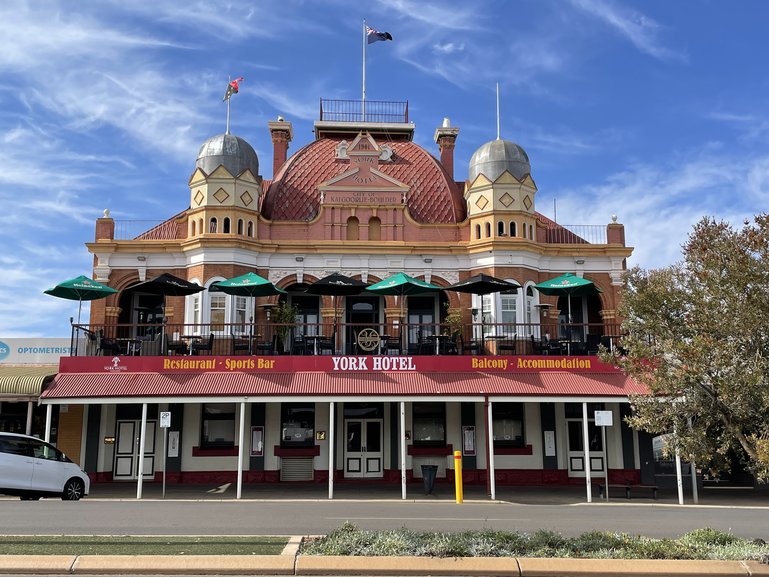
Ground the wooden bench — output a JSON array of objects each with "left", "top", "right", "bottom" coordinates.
[{"left": 597, "top": 483, "right": 658, "bottom": 500}]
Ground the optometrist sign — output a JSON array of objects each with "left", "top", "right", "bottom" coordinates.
[{"left": 0, "top": 338, "right": 74, "bottom": 364}]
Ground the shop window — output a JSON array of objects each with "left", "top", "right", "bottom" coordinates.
[
  {"left": 412, "top": 402, "right": 445, "bottom": 447},
  {"left": 281, "top": 403, "right": 315, "bottom": 447},
  {"left": 201, "top": 403, "right": 236, "bottom": 448},
  {"left": 492, "top": 403, "right": 525, "bottom": 447}
]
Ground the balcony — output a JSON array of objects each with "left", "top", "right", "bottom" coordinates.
[{"left": 69, "top": 321, "right": 623, "bottom": 358}]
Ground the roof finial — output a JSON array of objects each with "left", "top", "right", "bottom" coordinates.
[{"left": 496, "top": 82, "right": 500, "bottom": 140}]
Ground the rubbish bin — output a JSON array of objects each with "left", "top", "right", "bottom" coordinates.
[{"left": 421, "top": 464, "right": 438, "bottom": 494}]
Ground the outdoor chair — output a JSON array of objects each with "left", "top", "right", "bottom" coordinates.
[
  {"left": 496, "top": 335, "right": 517, "bottom": 355},
  {"left": 530, "top": 335, "right": 548, "bottom": 355},
  {"left": 254, "top": 335, "right": 277, "bottom": 355},
  {"left": 231, "top": 330, "right": 251, "bottom": 355},
  {"left": 97, "top": 330, "right": 121, "bottom": 356},
  {"left": 317, "top": 336, "right": 335, "bottom": 355},
  {"left": 381, "top": 334, "right": 402, "bottom": 355},
  {"left": 191, "top": 333, "right": 215, "bottom": 355},
  {"left": 291, "top": 334, "right": 308, "bottom": 355},
  {"left": 460, "top": 337, "right": 481, "bottom": 355},
  {"left": 416, "top": 336, "right": 434, "bottom": 355},
  {"left": 139, "top": 333, "right": 163, "bottom": 356}
]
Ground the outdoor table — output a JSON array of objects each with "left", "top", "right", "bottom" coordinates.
[
  {"left": 484, "top": 335, "right": 505, "bottom": 355},
  {"left": 305, "top": 335, "right": 322, "bottom": 355},
  {"left": 429, "top": 334, "right": 450, "bottom": 355},
  {"left": 180, "top": 335, "right": 202, "bottom": 356},
  {"left": 116, "top": 338, "right": 141, "bottom": 356}
]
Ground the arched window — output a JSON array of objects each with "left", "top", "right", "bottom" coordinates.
[
  {"left": 525, "top": 286, "right": 535, "bottom": 334},
  {"left": 347, "top": 216, "right": 359, "bottom": 241},
  {"left": 497, "top": 221, "right": 505, "bottom": 236},
  {"left": 529, "top": 224, "right": 534, "bottom": 240},
  {"left": 223, "top": 217, "right": 231, "bottom": 234},
  {"left": 500, "top": 284, "right": 518, "bottom": 335},
  {"left": 247, "top": 221, "right": 253, "bottom": 237},
  {"left": 475, "top": 224, "right": 481, "bottom": 239},
  {"left": 522, "top": 222, "right": 527, "bottom": 239},
  {"left": 190, "top": 220, "right": 196, "bottom": 236},
  {"left": 198, "top": 218, "right": 203, "bottom": 234},
  {"left": 510, "top": 221, "right": 517, "bottom": 237},
  {"left": 485, "top": 222, "right": 491, "bottom": 238},
  {"left": 209, "top": 218, "right": 217, "bottom": 233},
  {"left": 237, "top": 219, "right": 243, "bottom": 235},
  {"left": 368, "top": 216, "right": 381, "bottom": 241}
]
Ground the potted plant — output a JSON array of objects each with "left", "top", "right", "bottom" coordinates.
[
  {"left": 272, "top": 301, "right": 300, "bottom": 353},
  {"left": 443, "top": 303, "right": 464, "bottom": 344}
]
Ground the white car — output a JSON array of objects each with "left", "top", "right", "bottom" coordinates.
[{"left": 0, "top": 432, "right": 90, "bottom": 500}]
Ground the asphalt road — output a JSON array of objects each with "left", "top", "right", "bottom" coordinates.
[{"left": 1, "top": 498, "right": 767, "bottom": 540}]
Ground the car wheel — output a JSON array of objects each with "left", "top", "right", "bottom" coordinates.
[{"left": 62, "top": 478, "right": 84, "bottom": 501}]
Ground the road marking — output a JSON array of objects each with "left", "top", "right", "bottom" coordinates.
[
  {"left": 207, "top": 483, "right": 232, "bottom": 494},
  {"left": 327, "top": 517, "right": 531, "bottom": 522}
]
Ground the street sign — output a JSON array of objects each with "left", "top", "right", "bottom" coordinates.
[
  {"left": 160, "top": 411, "right": 171, "bottom": 428},
  {"left": 594, "top": 410, "right": 613, "bottom": 427}
]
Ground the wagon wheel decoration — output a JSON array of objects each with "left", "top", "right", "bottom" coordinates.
[{"left": 356, "top": 328, "right": 381, "bottom": 352}]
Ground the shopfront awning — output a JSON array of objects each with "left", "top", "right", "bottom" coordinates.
[
  {"left": 0, "top": 366, "right": 58, "bottom": 397},
  {"left": 42, "top": 370, "right": 645, "bottom": 403}
]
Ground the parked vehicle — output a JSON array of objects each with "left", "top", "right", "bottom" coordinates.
[{"left": 0, "top": 432, "right": 90, "bottom": 500}]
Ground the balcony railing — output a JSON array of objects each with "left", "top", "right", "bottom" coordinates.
[
  {"left": 113, "top": 220, "right": 177, "bottom": 241},
  {"left": 319, "top": 98, "right": 409, "bottom": 124},
  {"left": 543, "top": 224, "right": 608, "bottom": 245},
  {"left": 70, "top": 321, "right": 624, "bottom": 358}
]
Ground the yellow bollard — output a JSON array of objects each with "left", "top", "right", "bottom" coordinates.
[{"left": 454, "top": 450, "right": 463, "bottom": 503}]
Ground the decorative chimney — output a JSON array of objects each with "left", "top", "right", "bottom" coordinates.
[
  {"left": 268, "top": 117, "right": 293, "bottom": 178},
  {"left": 434, "top": 117, "right": 460, "bottom": 180}
]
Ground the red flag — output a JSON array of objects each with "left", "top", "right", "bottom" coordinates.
[{"left": 223, "top": 77, "right": 244, "bottom": 101}]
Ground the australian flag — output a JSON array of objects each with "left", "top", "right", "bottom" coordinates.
[{"left": 366, "top": 25, "right": 393, "bottom": 44}]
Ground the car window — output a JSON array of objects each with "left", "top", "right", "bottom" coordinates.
[
  {"left": 29, "top": 439, "right": 61, "bottom": 461},
  {"left": 0, "top": 437, "right": 30, "bottom": 456}
]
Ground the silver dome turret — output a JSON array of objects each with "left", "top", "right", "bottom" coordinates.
[
  {"left": 468, "top": 139, "right": 530, "bottom": 182},
  {"left": 195, "top": 133, "right": 259, "bottom": 178}
]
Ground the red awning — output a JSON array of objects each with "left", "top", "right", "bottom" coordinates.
[{"left": 42, "top": 371, "right": 645, "bottom": 400}]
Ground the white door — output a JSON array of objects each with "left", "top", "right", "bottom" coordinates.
[
  {"left": 114, "top": 420, "right": 156, "bottom": 480},
  {"left": 566, "top": 418, "right": 604, "bottom": 477},
  {"left": 344, "top": 419, "right": 383, "bottom": 478}
]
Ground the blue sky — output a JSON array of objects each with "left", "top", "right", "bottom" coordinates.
[{"left": 3, "top": 0, "right": 769, "bottom": 337}]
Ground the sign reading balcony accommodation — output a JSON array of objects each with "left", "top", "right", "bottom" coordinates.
[{"left": 319, "top": 132, "right": 408, "bottom": 205}]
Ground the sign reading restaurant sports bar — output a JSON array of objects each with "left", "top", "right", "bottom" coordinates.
[{"left": 58, "top": 354, "right": 620, "bottom": 374}]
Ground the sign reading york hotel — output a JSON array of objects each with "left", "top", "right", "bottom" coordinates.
[{"left": 59, "top": 354, "right": 606, "bottom": 374}]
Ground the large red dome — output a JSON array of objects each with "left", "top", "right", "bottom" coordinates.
[{"left": 262, "top": 137, "right": 465, "bottom": 224}]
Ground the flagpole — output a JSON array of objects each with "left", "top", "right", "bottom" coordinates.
[
  {"left": 362, "top": 20, "right": 367, "bottom": 122},
  {"left": 226, "top": 75, "right": 231, "bottom": 134},
  {"left": 496, "top": 82, "right": 500, "bottom": 140}
]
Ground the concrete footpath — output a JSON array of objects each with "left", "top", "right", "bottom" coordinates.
[{"left": 1, "top": 538, "right": 768, "bottom": 576}]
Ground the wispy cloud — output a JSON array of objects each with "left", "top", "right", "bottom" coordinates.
[
  {"left": 432, "top": 42, "right": 464, "bottom": 55},
  {"left": 382, "top": 0, "right": 485, "bottom": 31},
  {"left": 550, "top": 150, "right": 767, "bottom": 269},
  {"left": 567, "top": 0, "right": 686, "bottom": 62}
]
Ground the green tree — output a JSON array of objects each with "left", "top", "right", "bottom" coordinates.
[{"left": 611, "top": 215, "right": 769, "bottom": 482}]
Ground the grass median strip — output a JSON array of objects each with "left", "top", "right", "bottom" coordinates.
[{"left": 0, "top": 536, "right": 288, "bottom": 555}]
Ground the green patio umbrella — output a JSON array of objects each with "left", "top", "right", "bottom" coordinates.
[
  {"left": 210, "top": 272, "right": 286, "bottom": 352},
  {"left": 534, "top": 273, "right": 601, "bottom": 353},
  {"left": 365, "top": 273, "right": 443, "bottom": 349},
  {"left": 209, "top": 272, "right": 286, "bottom": 297},
  {"left": 534, "top": 273, "right": 601, "bottom": 323},
  {"left": 44, "top": 275, "right": 118, "bottom": 325}
]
